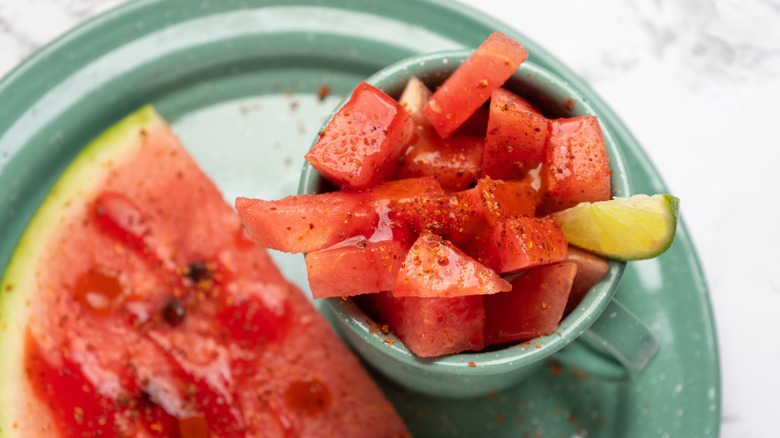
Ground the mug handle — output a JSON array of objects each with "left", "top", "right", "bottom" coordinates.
[{"left": 554, "top": 298, "right": 659, "bottom": 380}]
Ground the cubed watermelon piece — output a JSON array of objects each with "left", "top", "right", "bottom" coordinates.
[
  {"left": 371, "top": 178, "right": 450, "bottom": 236},
  {"left": 396, "top": 127, "right": 483, "bottom": 191},
  {"left": 440, "top": 188, "right": 487, "bottom": 247},
  {"left": 235, "top": 192, "right": 377, "bottom": 253},
  {"left": 484, "top": 262, "right": 577, "bottom": 345},
  {"left": 423, "top": 32, "right": 529, "bottom": 138},
  {"left": 393, "top": 231, "right": 511, "bottom": 298},
  {"left": 482, "top": 88, "right": 548, "bottom": 180},
  {"left": 370, "top": 177, "right": 447, "bottom": 233},
  {"left": 305, "top": 235, "right": 409, "bottom": 299},
  {"left": 371, "top": 292, "right": 486, "bottom": 357},
  {"left": 474, "top": 176, "right": 540, "bottom": 225},
  {"left": 474, "top": 216, "right": 568, "bottom": 274},
  {"left": 564, "top": 246, "right": 610, "bottom": 314},
  {"left": 542, "top": 116, "right": 611, "bottom": 213},
  {"left": 440, "top": 177, "right": 540, "bottom": 246},
  {"left": 305, "top": 82, "right": 414, "bottom": 189}
]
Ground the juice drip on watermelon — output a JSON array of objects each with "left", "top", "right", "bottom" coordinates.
[
  {"left": 284, "top": 378, "right": 332, "bottom": 416},
  {"left": 177, "top": 416, "right": 210, "bottom": 438},
  {"left": 260, "top": 378, "right": 333, "bottom": 438},
  {"left": 74, "top": 268, "right": 124, "bottom": 316}
]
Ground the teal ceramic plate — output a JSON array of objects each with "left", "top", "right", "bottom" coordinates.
[{"left": 0, "top": 1, "right": 720, "bottom": 436}]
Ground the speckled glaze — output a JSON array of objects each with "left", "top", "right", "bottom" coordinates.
[
  {"left": 0, "top": 1, "right": 719, "bottom": 437},
  {"left": 299, "top": 51, "right": 659, "bottom": 398}
]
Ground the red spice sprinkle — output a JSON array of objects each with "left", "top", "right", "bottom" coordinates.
[
  {"left": 572, "top": 368, "right": 589, "bottom": 380},
  {"left": 467, "top": 361, "right": 476, "bottom": 368},
  {"left": 317, "top": 84, "right": 331, "bottom": 101},
  {"left": 284, "top": 378, "right": 331, "bottom": 416}
]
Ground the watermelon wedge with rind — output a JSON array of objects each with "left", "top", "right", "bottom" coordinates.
[
  {"left": 0, "top": 107, "right": 164, "bottom": 435},
  {"left": 0, "top": 106, "right": 409, "bottom": 437}
]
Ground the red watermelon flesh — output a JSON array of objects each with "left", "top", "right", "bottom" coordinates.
[
  {"left": 369, "top": 292, "right": 486, "bottom": 358},
  {"left": 305, "top": 234, "right": 409, "bottom": 299},
  {"left": 422, "top": 32, "right": 529, "bottom": 138},
  {"left": 541, "top": 116, "right": 612, "bottom": 213},
  {"left": 473, "top": 216, "right": 569, "bottom": 274},
  {"left": 396, "top": 126, "right": 483, "bottom": 192},
  {"left": 235, "top": 191, "right": 378, "bottom": 254},
  {"left": 481, "top": 87, "right": 548, "bottom": 180},
  {"left": 484, "top": 262, "right": 578, "bottom": 345},
  {"left": 393, "top": 231, "right": 511, "bottom": 298},
  {"left": 0, "top": 107, "right": 408, "bottom": 437}
]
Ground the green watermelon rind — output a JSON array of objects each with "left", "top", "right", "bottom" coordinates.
[{"left": 0, "top": 106, "right": 164, "bottom": 435}]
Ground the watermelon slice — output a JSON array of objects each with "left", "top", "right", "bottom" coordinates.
[{"left": 0, "top": 107, "right": 409, "bottom": 437}]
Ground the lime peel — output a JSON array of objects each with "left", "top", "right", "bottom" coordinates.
[{"left": 551, "top": 194, "right": 680, "bottom": 261}]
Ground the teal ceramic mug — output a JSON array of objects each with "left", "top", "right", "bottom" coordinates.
[{"left": 299, "top": 50, "right": 659, "bottom": 399}]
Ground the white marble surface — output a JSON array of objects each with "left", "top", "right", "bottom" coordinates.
[{"left": 1, "top": 0, "right": 778, "bottom": 436}]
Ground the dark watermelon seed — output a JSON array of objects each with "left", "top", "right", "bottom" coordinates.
[
  {"left": 186, "top": 261, "right": 212, "bottom": 283},
  {"left": 162, "top": 297, "right": 186, "bottom": 326}
]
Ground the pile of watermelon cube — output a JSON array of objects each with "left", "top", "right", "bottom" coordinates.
[{"left": 237, "top": 33, "right": 612, "bottom": 357}]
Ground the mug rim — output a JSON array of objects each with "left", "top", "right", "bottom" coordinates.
[{"left": 299, "top": 49, "right": 631, "bottom": 375}]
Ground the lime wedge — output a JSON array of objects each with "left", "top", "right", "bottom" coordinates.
[{"left": 551, "top": 194, "right": 680, "bottom": 261}]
